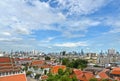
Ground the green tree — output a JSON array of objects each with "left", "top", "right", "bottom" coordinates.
[
  {"left": 35, "top": 74, "right": 41, "bottom": 79},
  {"left": 45, "top": 56, "right": 51, "bottom": 60},
  {"left": 102, "top": 79, "right": 109, "bottom": 81},
  {"left": 58, "top": 68, "right": 64, "bottom": 75},
  {"left": 62, "top": 58, "right": 69, "bottom": 65},
  {"left": 65, "top": 67, "right": 73, "bottom": 75},
  {"left": 60, "top": 75, "right": 72, "bottom": 81},
  {"left": 33, "top": 66, "right": 38, "bottom": 70},
  {"left": 89, "top": 78, "right": 98, "bottom": 81},
  {"left": 47, "top": 68, "right": 77, "bottom": 81},
  {"left": 26, "top": 71, "right": 32, "bottom": 76},
  {"left": 72, "top": 75, "right": 77, "bottom": 81},
  {"left": 68, "top": 59, "right": 88, "bottom": 70},
  {"left": 24, "top": 66, "right": 28, "bottom": 71},
  {"left": 44, "top": 69, "right": 47, "bottom": 75}
]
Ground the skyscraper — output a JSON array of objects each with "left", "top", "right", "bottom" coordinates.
[
  {"left": 108, "top": 48, "right": 115, "bottom": 55},
  {"left": 81, "top": 49, "right": 84, "bottom": 55}
]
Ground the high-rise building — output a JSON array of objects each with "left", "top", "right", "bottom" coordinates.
[
  {"left": 108, "top": 48, "right": 115, "bottom": 55},
  {"left": 100, "top": 50, "right": 103, "bottom": 55},
  {"left": 80, "top": 49, "right": 84, "bottom": 55}
]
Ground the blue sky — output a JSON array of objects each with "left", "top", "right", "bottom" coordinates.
[{"left": 0, "top": 0, "right": 120, "bottom": 53}]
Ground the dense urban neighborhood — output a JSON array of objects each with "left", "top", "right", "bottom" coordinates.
[
  {"left": 0, "top": 48, "right": 120, "bottom": 81},
  {"left": 0, "top": 0, "right": 120, "bottom": 81}
]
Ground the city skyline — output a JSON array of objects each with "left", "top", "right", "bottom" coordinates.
[{"left": 0, "top": 0, "right": 120, "bottom": 52}]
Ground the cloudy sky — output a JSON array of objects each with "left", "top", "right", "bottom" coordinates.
[{"left": 0, "top": 0, "right": 120, "bottom": 53}]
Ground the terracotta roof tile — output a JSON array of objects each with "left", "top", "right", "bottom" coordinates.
[
  {"left": 31, "top": 60, "right": 44, "bottom": 66},
  {"left": 0, "top": 64, "right": 13, "bottom": 67},
  {"left": 73, "top": 69, "right": 94, "bottom": 81},
  {"left": 16, "top": 58, "right": 32, "bottom": 61},
  {"left": 0, "top": 57, "right": 11, "bottom": 63},
  {"left": 0, "top": 57, "right": 21, "bottom": 73},
  {"left": 83, "top": 72, "right": 94, "bottom": 80},
  {"left": 0, "top": 74, "right": 27, "bottom": 81},
  {"left": 41, "top": 75, "right": 48, "bottom": 80},
  {"left": 98, "top": 71, "right": 109, "bottom": 79},
  {"left": 51, "top": 65, "right": 66, "bottom": 74},
  {"left": 38, "top": 65, "right": 51, "bottom": 68},
  {"left": 73, "top": 69, "right": 82, "bottom": 75},
  {"left": 111, "top": 68, "right": 120, "bottom": 75}
]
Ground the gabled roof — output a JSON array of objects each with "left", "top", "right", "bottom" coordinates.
[
  {"left": 111, "top": 67, "right": 120, "bottom": 75},
  {"left": 51, "top": 65, "right": 66, "bottom": 74},
  {"left": 73, "top": 69, "right": 83, "bottom": 79},
  {"left": 98, "top": 71, "right": 109, "bottom": 79},
  {"left": 38, "top": 65, "right": 51, "bottom": 68},
  {"left": 83, "top": 72, "right": 94, "bottom": 80},
  {"left": 0, "top": 57, "right": 12, "bottom": 63},
  {"left": 97, "top": 69, "right": 109, "bottom": 79},
  {"left": 31, "top": 60, "right": 44, "bottom": 66},
  {"left": 73, "top": 69, "right": 82, "bottom": 75},
  {"left": 73, "top": 69, "right": 94, "bottom": 81},
  {"left": 0, "top": 74, "right": 27, "bottom": 81},
  {"left": 15, "top": 58, "right": 32, "bottom": 61},
  {"left": 0, "top": 57, "right": 20, "bottom": 73}
]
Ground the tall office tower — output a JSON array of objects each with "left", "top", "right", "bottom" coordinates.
[
  {"left": 108, "top": 48, "right": 115, "bottom": 55},
  {"left": 81, "top": 49, "right": 84, "bottom": 55}
]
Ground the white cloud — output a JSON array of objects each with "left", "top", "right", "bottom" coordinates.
[
  {"left": 0, "top": 0, "right": 65, "bottom": 36},
  {"left": 0, "top": 0, "right": 114, "bottom": 51},
  {"left": 41, "top": 37, "right": 55, "bottom": 43},
  {"left": 66, "top": 19, "right": 100, "bottom": 31},
  {"left": 59, "top": 18, "right": 100, "bottom": 38},
  {"left": 0, "top": 32, "right": 11, "bottom": 36},
  {"left": 105, "top": 18, "right": 120, "bottom": 33},
  {"left": 55, "top": 0, "right": 110, "bottom": 15},
  {"left": 0, "top": 0, "right": 102, "bottom": 39},
  {"left": 0, "top": 37, "right": 22, "bottom": 42},
  {"left": 62, "top": 31, "right": 85, "bottom": 38},
  {"left": 54, "top": 42, "right": 88, "bottom": 47}
]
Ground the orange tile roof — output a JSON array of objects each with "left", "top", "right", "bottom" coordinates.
[
  {"left": 0, "top": 66, "right": 16, "bottom": 69},
  {"left": 83, "top": 72, "right": 94, "bottom": 80},
  {"left": 73, "top": 69, "right": 82, "bottom": 75},
  {"left": 97, "top": 69, "right": 109, "bottom": 79},
  {"left": 31, "top": 60, "right": 44, "bottom": 66},
  {"left": 111, "top": 68, "right": 120, "bottom": 75},
  {"left": 51, "top": 65, "right": 66, "bottom": 74},
  {"left": 73, "top": 69, "right": 83, "bottom": 79},
  {"left": 98, "top": 71, "right": 109, "bottom": 79},
  {"left": 0, "top": 64, "right": 13, "bottom": 67},
  {"left": 16, "top": 58, "right": 32, "bottom": 61},
  {"left": 0, "top": 57, "right": 20, "bottom": 73},
  {"left": 0, "top": 57, "right": 11, "bottom": 63},
  {"left": 41, "top": 75, "right": 48, "bottom": 80},
  {"left": 38, "top": 65, "right": 51, "bottom": 68},
  {"left": 73, "top": 69, "right": 94, "bottom": 81},
  {"left": 0, "top": 74, "right": 27, "bottom": 81},
  {"left": 95, "top": 69, "right": 110, "bottom": 79}
]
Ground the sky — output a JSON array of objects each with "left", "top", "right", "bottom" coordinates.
[{"left": 0, "top": 0, "right": 120, "bottom": 53}]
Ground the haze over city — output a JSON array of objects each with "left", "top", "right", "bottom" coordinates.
[{"left": 0, "top": 0, "right": 120, "bottom": 53}]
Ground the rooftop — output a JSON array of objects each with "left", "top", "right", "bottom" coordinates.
[{"left": 0, "top": 72, "right": 27, "bottom": 81}]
